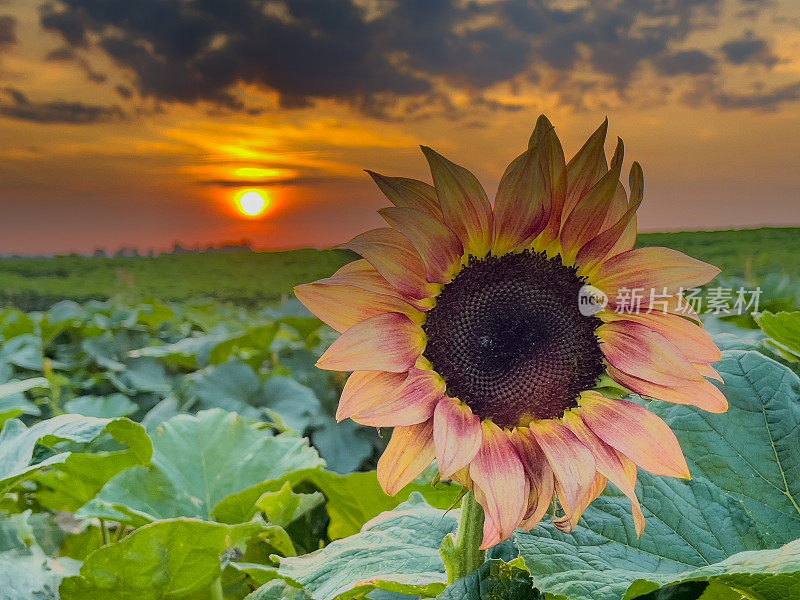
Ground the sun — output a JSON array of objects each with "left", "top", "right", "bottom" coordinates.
[{"left": 235, "top": 189, "right": 269, "bottom": 217}]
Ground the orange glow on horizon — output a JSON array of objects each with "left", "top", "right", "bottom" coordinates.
[{"left": 234, "top": 189, "right": 270, "bottom": 218}]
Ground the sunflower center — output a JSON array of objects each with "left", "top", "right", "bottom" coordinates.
[{"left": 422, "top": 250, "right": 604, "bottom": 428}]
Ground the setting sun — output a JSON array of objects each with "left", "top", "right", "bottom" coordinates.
[{"left": 235, "top": 189, "right": 269, "bottom": 217}]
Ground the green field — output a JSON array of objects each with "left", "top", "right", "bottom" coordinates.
[{"left": 0, "top": 227, "right": 797, "bottom": 310}]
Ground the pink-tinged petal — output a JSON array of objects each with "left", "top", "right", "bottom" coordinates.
[
  {"left": 695, "top": 362, "right": 723, "bottom": 382},
  {"left": 322, "top": 260, "right": 434, "bottom": 312},
  {"left": 602, "top": 311, "right": 721, "bottom": 364},
  {"left": 512, "top": 427, "right": 556, "bottom": 530},
  {"left": 528, "top": 115, "right": 567, "bottom": 246},
  {"left": 316, "top": 313, "right": 425, "bottom": 373},
  {"left": 560, "top": 138, "right": 624, "bottom": 260},
  {"left": 562, "top": 118, "right": 609, "bottom": 221},
  {"left": 562, "top": 409, "right": 645, "bottom": 537},
  {"left": 377, "top": 420, "right": 436, "bottom": 496},
  {"left": 492, "top": 145, "right": 550, "bottom": 256},
  {"left": 619, "top": 452, "right": 646, "bottom": 537},
  {"left": 576, "top": 162, "right": 644, "bottom": 271},
  {"left": 470, "top": 421, "right": 527, "bottom": 547},
  {"left": 339, "top": 228, "right": 438, "bottom": 300},
  {"left": 554, "top": 473, "right": 607, "bottom": 533},
  {"left": 480, "top": 514, "right": 502, "bottom": 550},
  {"left": 433, "top": 396, "right": 482, "bottom": 478},
  {"left": 593, "top": 247, "right": 721, "bottom": 300},
  {"left": 605, "top": 364, "right": 729, "bottom": 413},
  {"left": 528, "top": 420, "right": 595, "bottom": 518},
  {"left": 294, "top": 283, "right": 424, "bottom": 333},
  {"left": 366, "top": 171, "right": 444, "bottom": 220},
  {"left": 379, "top": 207, "right": 463, "bottom": 284},
  {"left": 338, "top": 369, "right": 444, "bottom": 427},
  {"left": 421, "top": 146, "right": 493, "bottom": 258},
  {"left": 579, "top": 393, "right": 690, "bottom": 479},
  {"left": 598, "top": 320, "right": 705, "bottom": 386}
]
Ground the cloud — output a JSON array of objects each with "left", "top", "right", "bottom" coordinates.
[
  {"left": 720, "top": 32, "right": 778, "bottom": 67},
  {"left": 712, "top": 81, "right": 800, "bottom": 110},
  {"left": 655, "top": 49, "right": 717, "bottom": 75},
  {"left": 36, "top": 0, "right": 787, "bottom": 115},
  {"left": 0, "top": 14, "right": 16, "bottom": 46},
  {"left": 0, "top": 87, "right": 125, "bottom": 123}
]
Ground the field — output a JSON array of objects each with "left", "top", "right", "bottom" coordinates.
[
  {"left": 1, "top": 227, "right": 797, "bottom": 311},
  {"left": 1, "top": 228, "right": 799, "bottom": 600}
]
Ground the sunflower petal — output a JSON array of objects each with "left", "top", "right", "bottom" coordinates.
[
  {"left": 561, "top": 138, "right": 624, "bottom": 260},
  {"left": 339, "top": 228, "right": 438, "bottom": 300},
  {"left": 605, "top": 364, "right": 729, "bottom": 413},
  {"left": 471, "top": 421, "right": 527, "bottom": 547},
  {"left": 316, "top": 313, "right": 425, "bottom": 373},
  {"left": 512, "top": 427, "right": 556, "bottom": 530},
  {"left": 562, "top": 118, "right": 609, "bottom": 220},
  {"left": 579, "top": 393, "right": 690, "bottom": 479},
  {"left": 321, "top": 260, "right": 433, "bottom": 312},
  {"left": 602, "top": 311, "right": 721, "bottom": 364},
  {"left": 366, "top": 171, "right": 443, "bottom": 220},
  {"left": 598, "top": 320, "right": 705, "bottom": 386},
  {"left": 379, "top": 207, "right": 463, "bottom": 284},
  {"left": 594, "top": 247, "right": 721, "bottom": 300},
  {"left": 421, "top": 146, "right": 493, "bottom": 258},
  {"left": 492, "top": 146, "right": 550, "bottom": 256},
  {"left": 338, "top": 369, "right": 444, "bottom": 427},
  {"left": 562, "top": 409, "right": 645, "bottom": 536},
  {"left": 294, "top": 283, "right": 423, "bottom": 333},
  {"left": 529, "top": 115, "right": 567, "bottom": 246},
  {"left": 433, "top": 396, "right": 482, "bottom": 478},
  {"left": 554, "top": 472, "right": 607, "bottom": 533},
  {"left": 528, "top": 420, "right": 595, "bottom": 518},
  {"left": 576, "top": 162, "right": 644, "bottom": 271},
  {"left": 377, "top": 420, "right": 436, "bottom": 496}
]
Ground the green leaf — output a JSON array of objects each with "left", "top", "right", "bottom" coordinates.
[
  {"left": 246, "top": 579, "right": 312, "bottom": 600},
  {"left": 256, "top": 482, "right": 325, "bottom": 529},
  {"left": 0, "top": 377, "right": 49, "bottom": 399},
  {"left": 262, "top": 376, "right": 323, "bottom": 432},
  {"left": 0, "top": 548, "right": 80, "bottom": 600},
  {"left": 33, "top": 419, "right": 153, "bottom": 512},
  {"left": 622, "top": 538, "right": 800, "bottom": 600},
  {"left": 278, "top": 494, "right": 454, "bottom": 600},
  {"left": 189, "top": 361, "right": 263, "bottom": 416},
  {"left": 77, "top": 408, "right": 323, "bottom": 524},
  {"left": 757, "top": 310, "right": 800, "bottom": 360},
  {"left": 59, "top": 519, "right": 260, "bottom": 600},
  {"left": 215, "top": 467, "right": 461, "bottom": 539},
  {"left": 0, "top": 414, "right": 151, "bottom": 494},
  {"left": 64, "top": 394, "right": 138, "bottom": 418},
  {"left": 511, "top": 349, "right": 800, "bottom": 600},
  {"left": 438, "top": 558, "right": 543, "bottom": 600}
]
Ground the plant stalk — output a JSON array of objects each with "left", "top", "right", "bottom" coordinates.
[{"left": 440, "top": 489, "right": 486, "bottom": 583}]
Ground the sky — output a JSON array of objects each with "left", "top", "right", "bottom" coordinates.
[{"left": 1, "top": 0, "right": 799, "bottom": 255}]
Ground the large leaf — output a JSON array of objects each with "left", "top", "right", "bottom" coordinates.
[
  {"left": 278, "top": 494, "right": 455, "bottom": 600},
  {"left": 0, "top": 548, "right": 79, "bottom": 600},
  {"left": 0, "top": 414, "right": 151, "bottom": 493},
  {"left": 757, "top": 310, "right": 800, "bottom": 361},
  {"left": 246, "top": 579, "right": 312, "bottom": 600},
  {"left": 214, "top": 467, "right": 461, "bottom": 539},
  {"left": 59, "top": 518, "right": 261, "bottom": 600},
  {"left": 78, "top": 408, "right": 323, "bottom": 524},
  {"left": 438, "top": 558, "right": 543, "bottom": 600},
  {"left": 512, "top": 349, "right": 800, "bottom": 600}
]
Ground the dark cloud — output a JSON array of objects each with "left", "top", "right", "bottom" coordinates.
[
  {"left": 656, "top": 49, "right": 717, "bottom": 75},
  {"left": 720, "top": 32, "right": 778, "bottom": 67},
  {"left": 36, "top": 0, "right": 789, "bottom": 115},
  {"left": 713, "top": 81, "right": 800, "bottom": 110},
  {"left": 0, "top": 87, "right": 125, "bottom": 123},
  {"left": 115, "top": 84, "right": 132, "bottom": 99},
  {"left": 0, "top": 14, "right": 16, "bottom": 45}
]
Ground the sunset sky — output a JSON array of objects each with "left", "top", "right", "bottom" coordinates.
[{"left": 1, "top": 0, "right": 799, "bottom": 255}]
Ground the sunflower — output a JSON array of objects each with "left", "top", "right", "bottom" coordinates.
[{"left": 295, "top": 116, "right": 726, "bottom": 548}]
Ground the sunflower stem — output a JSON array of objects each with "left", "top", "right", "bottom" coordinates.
[{"left": 440, "top": 489, "right": 486, "bottom": 583}]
